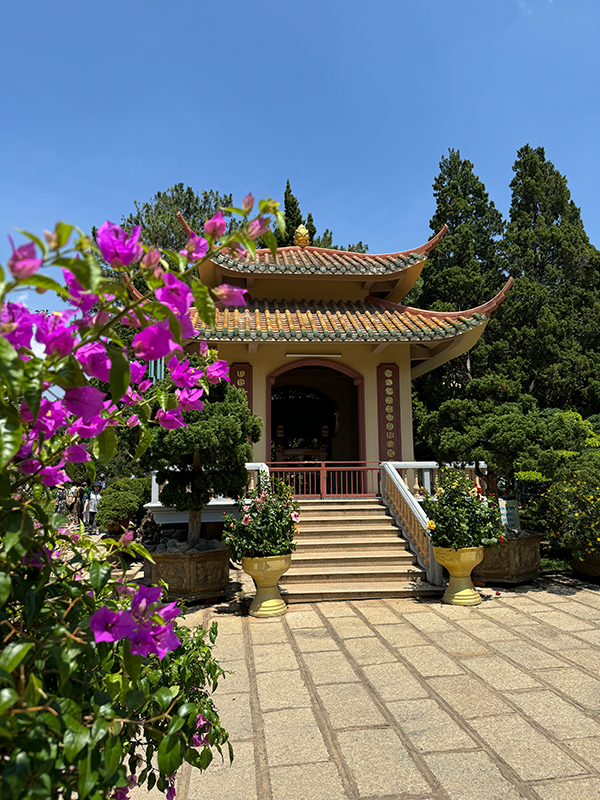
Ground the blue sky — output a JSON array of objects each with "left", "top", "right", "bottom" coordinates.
[{"left": 1, "top": 0, "right": 599, "bottom": 286}]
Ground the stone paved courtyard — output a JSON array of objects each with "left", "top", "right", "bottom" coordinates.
[{"left": 140, "top": 575, "right": 600, "bottom": 799}]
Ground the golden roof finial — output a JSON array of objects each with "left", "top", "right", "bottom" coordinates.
[{"left": 294, "top": 224, "right": 310, "bottom": 248}]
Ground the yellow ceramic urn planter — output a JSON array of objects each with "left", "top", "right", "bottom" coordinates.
[
  {"left": 242, "top": 554, "right": 292, "bottom": 618},
  {"left": 432, "top": 546, "right": 484, "bottom": 606}
]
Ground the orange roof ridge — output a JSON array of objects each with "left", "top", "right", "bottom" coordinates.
[{"left": 366, "top": 277, "right": 513, "bottom": 320}]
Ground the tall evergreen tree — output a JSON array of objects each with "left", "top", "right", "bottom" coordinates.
[
  {"left": 479, "top": 145, "right": 600, "bottom": 413},
  {"left": 409, "top": 150, "right": 506, "bottom": 425}
]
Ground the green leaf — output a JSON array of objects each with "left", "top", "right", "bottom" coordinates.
[
  {"left": 64, "top": 716, "right": 91, "bottom": 761},
  {"left": 93, "top": 428, "right": 118, "bottom": 466},
  {"left": 134, "top": 427, "right": 152, "bottom": 460},
  {"left": 0, "top": 572, "right": 11, "bottom": 606},
  {"left": 0, "top": 642, "right": 33, "bottom": 673},
  {"left": 123, "top": 640, "right": 142, "bottom": 682},
  {"left": 167, "top": 716, "right": 185, "bottom": 734},
  {"left": 199, "top": 747, "right": 213, "bottom": 769},
  {"left": 55, "top": 221, "right": 74, "bottom": 247},
  {"left": 222, "top": 206, "right": 246, "bottom": 217},
  {"left": 107, "top": 347, "right": 131, "bottom": 402},
  {"left": 78, "top": 747, "right": 96, "bottom": 800},
  {"left": 85, "top": 460, "right": 97, "bottom": 485},
  {"left": 0, "top": 687, "right": 19, "bottom": 714},
  {"left": 89, "top": 561, "right": 112, "bottom": 593},
  {"left": 192, "top": 281, "right": 215, "bottom": 329},
  {"left": 153, "top": 686, "right": 175, "bottom": 710},
  {"left": 157, "top": 733, "right": 181, "bottom": 776},
  {"left": 0, "top": 406, "right": 23, "bottom": 468},
  {"left": 0, "top": 337, "right": 24, "bottom": 404},
  {"left": 91, "top": 718, "right": 110, "bottom": 744},
  {"left": 14, "top": 228, "right": 48, "bottom": 256},
  {"left": 263, "top": 230, "right": 278, "bottom": 263},
  {"left": 125, "top": 688, "right": 145, "bottom": 713},
  {"left": 24, "top": 672, "right": 43, "bottom": 706},
  {"left": 103, "top": 734, "right": 121, "bottom": 779},
  {"left": 22, "top": 357, "right": 44, "bottom": 420},
  {"left": 20, "top": 274, "right": 71, "bottom": 298}
]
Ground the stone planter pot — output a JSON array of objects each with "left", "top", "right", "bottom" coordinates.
[
  {"left": 242, "top": 554, "right": 292, "bottom": 618},
  {"left": 432, "top": 546, "right": 484, "bottom": 606},
  {"left": 571, "top": 551, "right": 600, "bottom": 578},
  {"left": 472, "top": 532, "right": 542, "bottom": 584},
  {"left": 144, "top": 549, "right": 230, "bottom": 602}
]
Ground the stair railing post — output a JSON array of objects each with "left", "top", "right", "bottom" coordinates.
[{"left": 320, "top": 461, "right": 326, "bottom": 498}]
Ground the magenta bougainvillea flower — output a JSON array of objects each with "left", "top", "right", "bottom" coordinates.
[
  {"left": 1, "top": 302, "right": 35, "bottom": 349},
  {"left": 129, "top": 361, "right": 147, "bottom": 384},
  {"left": 141, "top": 248, "right": 161, "bottom": 270},
  {"left": 204, "top": 210, "right": 227, "bottom": 239},
  {"left": 39, "top": 464, "right": 70, "bottom": 486},
  {"left": 223, "top": 241, "right": 247, "bottom": 259},
  {"left": 212, "top": 283, "right": 248, "bottom": 306},
  {"left": 120, "top": 310, "right": 142, "bottom": 327},
  {"left": 68, "top": 415, "right": 109, "bottom": 439},
  {"left": 96, "top": 221, "right": 143, "bottom": 268},
  {"left": 179, "top": 231, "right": 208, "bottom": 263},
  {"left": 21, "top": 398, "right": 67, "bottom": 437},
  {"left": 18, "top": 459, "right": 41, "bottom": 475},
  {"left": 242, "top": 193, "right": 254, "bottom": 213},
  {"left": 155, "top": 273, "right": 193, "bottom": 318},
  {"left": 63, "top": 386, "right": 106, "bottom": 423},
  {"left": 35, "top": 312, "right": 77, "bottom": 358},
  {"left": 156, "top": 408, "right": 187, "bottom": 429},
  {"left": 118, "top": 530, "right": 134, "bottom": 546},
  {"left": 7, "top": 237, "right": 42, "bottom": 279},
  {"left": 131, "top": 320, "right": 181, "bottom": 360},
  {"left": 22, "top": 546, "right": 58, "bottom": 568},
  {"left": 248, "top": 217, "right": 269, "bottom": 239},
  {"left": 191, "top": 713, "right": 211, "bottom": 747},
  {"left": 166, "top": 355, "right": 204, "bottom": 388},
  {"left": 77, "top": 342, "right": 111, "bottom": 382},
  {"left": 63, "top": 444, "right": 91, "bottom": 462},
  {"left": 62, "top": 269, "right": 98, "bottom": 313},
  {"left": 206, "top": 360, "right": 230, "bottom": 384},
  {"left": 175, "top": 386, "right": 204, "bottom": 411},
  {"left": 89, "top": 606, "right": 137, "bottom": 643}
]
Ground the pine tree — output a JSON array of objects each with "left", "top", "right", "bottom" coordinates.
[
  {"left": 480, "top": 145, "right": 600, "bottom": 413},
  {"left": 274, "top": 180, "right": 305, "bottom": 247}
]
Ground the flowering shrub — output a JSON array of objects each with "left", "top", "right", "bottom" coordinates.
[
  {"left": 223, "top": 477, "right": 299, "bottom": 560},
  {"left": 422, "top": 469, "right": 503, "bottom": 550},
  {"left": 535, "top": 476, "right": 600, "bottom": 561},
  {"left": 0, "top": 197, "right": 284, "bottom": 798}
]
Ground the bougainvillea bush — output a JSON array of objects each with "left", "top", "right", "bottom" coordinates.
[{"left": 0, "top": 197, "right": 283, "bottom": 798}]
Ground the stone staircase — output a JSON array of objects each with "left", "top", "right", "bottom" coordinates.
[{"left": 279, "top": 497, "right": 441, "bottom": 603}]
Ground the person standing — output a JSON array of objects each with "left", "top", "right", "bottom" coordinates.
[
  {"left": 54, "top": 483, "right": 68, "bottom": 517},
  {"left": 84, "top": 483, "right": 102, "bottom": 534}
]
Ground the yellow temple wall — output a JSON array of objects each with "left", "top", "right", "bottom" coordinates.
[{"left": 195, "top": 341, "right": 415, "bottom": 463}]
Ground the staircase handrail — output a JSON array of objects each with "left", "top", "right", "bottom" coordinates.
[{"left": 380, "top": 462, "right": 444, "bottom": 586}]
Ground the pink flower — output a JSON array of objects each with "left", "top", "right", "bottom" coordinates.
[
  {"left": 63, "top": 445, "right": 91, "bottom": 462},
  {"left": 1, "top": 302, "right": 35, "bottom": 349},
  {"left": 175, "top": 387, "right": 204, "bottom": 411},
  {"left": 248, "top": 218, "right": 269, "bottom": 239},
  {"left": 18, "top": 459, "right": 41, "bottom": 475},
  {"left": 291, "top": 512, "right": 299, "bottom": 523},
  {"left": 39, "top": 465, "right": 70, "bottom": 486},
  {"left": 7, "top": 237, "right": 42, "bottom": 279},
  {"left": 141, "top": 248, "right": 161, "bottom": 270},
  {"left": 77, "top": 342, "right": 111, "bottom": 382},
  {"left": 130, "top": 361, "right": 147, "bottom": 384},
  {"left": 166, "top": 775, "right": 177, "bottom": 800},
  {"left": 62, "top": 269, "right": 98, "bottom": 312},
  {"left": 204, "top": 211, "right": 226, "bottom": 239},
  {"left": 242, "top": 193, "right": 254, "bottom": 213},
  {"left": 90, "top": 606, "right": 137, "bottom": 643},
  {"left": 155, "top": 272, "right": 193, "bottom": 318},
  {"left": 138, "top": 379, "right": 152, "bottom": 393},
  {"left": 96, "top": 221, "right": 143, "bottom": 268},
  {"left": 206, "top": 360, "right": 230, "bottom": 384},
  {"left": 118, "top": 530, "right": 134, "bottom": 546},
  {"left": 180, "top": 232, "right": 208, "bottom": 263},
  {"left": 120, "top": 310, "right": 142, "bottom": 327},
  {"left": 35, "top": 312, "right": 76, "bottom": 358},
  {"left": 223, "top": 241, "right": 247, "bottom": 259},
  {"left": 132, "top": 320, "right": 182, "bottom": 360},
  {"left": 212, "top": 284, "right": 248, "bottom": 306},
  {"left": 68, "top": 415, "right": 109, "bottom": 438},
  {"left": 167, "top": 355, "right": 204, "bottom": 388},
  {"left": 156, "top": 408, "right": 187, "bottom": 429},
  {"left": 64, "top": 386, "right": 106, "bottom": 423},
  {"left": 199, "top": 340, "right": 208, "bottom": 356},
  {"left": 126, "top": 414, "right": 140, "bottom": 428},
  {"left": 242, "top": 514, "right": 250, "bottom": 525}
]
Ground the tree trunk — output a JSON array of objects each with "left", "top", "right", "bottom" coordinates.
[{"left": 188, "top": 450, "right": 202, "bottom": 546}]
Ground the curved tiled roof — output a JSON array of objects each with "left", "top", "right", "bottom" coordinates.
[
  {"left": 176, "top": 211, "right": 447, "bottom": 277},
  {"left": 192, "top": 297, "right": 488, "bottom": 344}
]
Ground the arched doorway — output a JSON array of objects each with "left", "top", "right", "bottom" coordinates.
[{"left": 266, "top": 359, "right": 366, "bottom": 463}]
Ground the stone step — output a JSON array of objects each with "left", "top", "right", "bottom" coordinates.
[
  {"left": 279, "top": 580, "right": 442, "bottom": 603},
  {"left": 294, "top": 537, "right": 404, "bottom": 553},
  {"left": 298, "top": 498, "right": 382, "bottom": 508},
  {"left": 282, "top": 565, "right": 422, "bottom": 584},
  {"left": 298, "top": 514, "right": 392, "bottom": 526},
  {"left": 295, "top": 526, "right": 398, "bottom": 539},
  {"left": 291, "top": 551, "right": 414, "bottom": 568}
]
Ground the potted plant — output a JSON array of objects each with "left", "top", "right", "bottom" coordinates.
[
  {"left": 422, "top": 469, "right": 503, "bottom": 605},
  {"left": 223, "top": 477, "right": 298, "bottom": 617},
  {"left": 96, "top": 487, "right": 141, "bottom": 534}
]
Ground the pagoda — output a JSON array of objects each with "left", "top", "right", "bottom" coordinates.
[{"left": 177, "top": 216, "right": 512, "bottom": 469}]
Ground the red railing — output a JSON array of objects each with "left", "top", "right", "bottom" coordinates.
[{"left": 266, "top": 462, "right": 381, "bottom": 498}]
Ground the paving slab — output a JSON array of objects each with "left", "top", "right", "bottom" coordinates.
[
  {"left": 388, "top": 698, "right": 476, "bottom": 752},
  {"left": 376, "top": 623, "right": 430, "bottom": 648},
  {"left": 263, "top": 707, "right": 330, "bottom": 766},
  {"left": 503, "top": 689, "right": 600, "bottom": 739},
  {"left": 533, "top": 777, "right": 600, "bottom": 800},
  {"left": 342, "top": 636, "right": 397, "bottom": 665},
  {"left": 427, "top": 674, "right": 513, "bottom": 718},
  {"left": 269, "top": 762, "right": 347, "bottom": 800},
  {"left": 425, "top": 750, "right": 526, "bottom": 800},
  {"left": 316, "top": 682, "right": 386, "bottom": 728},
  {"left": 538, "top": 667, "right": 600, "bottom": 710},
  {"left": 460, "top": 655, "right": 542, "bottom": 690},
  {"left": 256, "top": 670, "right": 312, "bottom": 711}
]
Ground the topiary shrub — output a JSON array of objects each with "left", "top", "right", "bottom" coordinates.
[
  {"left": 99, "top": 477, "right": 152, "bottom": 529},
  {"left": 96, "top": 489, "right": 141, "bottom": 531}
]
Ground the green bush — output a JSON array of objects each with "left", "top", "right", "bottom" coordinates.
[
  {"left": 97, "top": 477, "right": 151, "bottom": 529},
  {"left": 534, "top": 475, "right": 600, "bottom": 562}
]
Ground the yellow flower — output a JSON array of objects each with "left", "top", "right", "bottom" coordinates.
[{"left": 427, "top": 520, "right": 436, "bottom": 531}]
